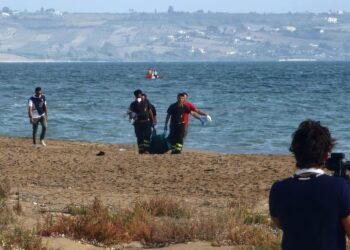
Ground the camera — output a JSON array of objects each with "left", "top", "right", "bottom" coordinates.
[{"left": 326, "top": 153, "right": 350, "bottom": 179}]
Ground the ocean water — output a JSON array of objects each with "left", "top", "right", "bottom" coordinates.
[{"left": 1, "top": 62, "right": 350, "bottom": 155}]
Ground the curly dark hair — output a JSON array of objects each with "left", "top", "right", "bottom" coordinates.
[{"left": 290, "top": 120, "right": 336, "bottom": 168}]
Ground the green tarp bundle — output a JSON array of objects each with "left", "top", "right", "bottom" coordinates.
[{"left": 150, "top": 129, "right": 170, "bottom": 154}]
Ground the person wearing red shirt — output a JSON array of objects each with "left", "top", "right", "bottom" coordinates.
[
  {"left": 182, "top": 92, "right": 212, "bottom": 138},
  {"left": 164, "top": 93, "right": 198, "bottom": 154}
]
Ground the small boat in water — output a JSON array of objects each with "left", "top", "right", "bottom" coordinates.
[{"left": 145, "top": 68, "right": 160, "bottom": 79}]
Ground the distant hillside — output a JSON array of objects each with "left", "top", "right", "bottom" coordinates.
[{"left": 0, "top": 9, "right": 349, "bottom": 61}]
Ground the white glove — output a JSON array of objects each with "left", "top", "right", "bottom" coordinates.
[
  {"left": 128, "top": 112, "right": 137, "bottom": 124},
  {"left": 206, "top": 115, "right": 212, "bottom": 122}
]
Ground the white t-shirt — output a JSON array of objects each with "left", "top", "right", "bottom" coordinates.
[{"left": 28, "top": 96, "right": 47, "bottom": 119}]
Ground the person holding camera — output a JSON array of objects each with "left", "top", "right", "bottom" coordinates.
[{"left": 269, "top": 119, "right": 350, "bottom": 250}]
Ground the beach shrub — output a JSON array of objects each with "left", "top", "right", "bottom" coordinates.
[
  {"left": 227, "top": 206, "right": 281, "bottom": 248},
  {"left": 1, "top": 227, "right": 48, "bottom": 250},
  {"left": 0, "top": 198, "right": 13, "bottom": 231},
  {"left": 0, "top": 197, "right": 47, "bottom": 250},
  {"left": 0, "top": 177, "right": 11, "bottom": 199},
  {"left": 228, "top": 224, "right": 280, "bottom": 246},
  {"left": 39, "top": 197, "right": 281, "bottom": 248},
  {"left": 237, "top": 241, "right": 281, "bottom": 250},
  {"left": 194, "top": 211, "right": 229, "bottom": 242},
  {"left": 40, "top": 197, "right": 130, "bottom": 245},
  {"left": 12, "top": 195, "right": 23, "bottom": 216},
  {"left": 128, "top": 209, "right": 196, "bottom": 247},
  {"left": 39, "top": 197, "right": 192, "bottom": 246},
  {"left": 65, "top": 203, "right": 88, "bottom": 215},
  {"left": 243, "top": 214, "right": 269, "bottom": 225},
  {"left": 138, "top": 197, "right": 189, "bottom": 219}
]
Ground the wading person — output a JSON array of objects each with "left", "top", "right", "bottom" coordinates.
[
  {"left": 28, "top": 87, "right": 48, "bottom": 146},
  {"left": 128, "top": 89, "right": 154, "bottom": 154},
  {"left": 164, "top": 93, "right": 198, "bottom": 154},
  {"left": 269, "top": 120, "right": 350, "bottom": 250}
]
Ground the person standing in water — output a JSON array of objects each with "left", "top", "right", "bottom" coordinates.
[{"left": 28, "top": 87, "right": 48, "bottom": 146}]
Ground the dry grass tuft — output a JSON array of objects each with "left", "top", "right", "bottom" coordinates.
[
  {"left": 236, "top": 241, "right": 281, "bottom": 250},
  {"left": 38, "top": 197, "right": 281, "bottom": 248},
  {"left": 0, "top": 198, "right": 13, "bottom": 232},
  {"left": 13, "top": 194, "right": 23, "bottom": 216},
  {"left": 40, "top": 197, "right": 130, "bottom": 245},
  {"left": 227, "top": 205, "right": 281, "bottom": 248},
  {"left": 138, "top": 197, "right": 189, "bottom": 219},
  {"left": 0, "top": 177, "right": 11, "bottom": 199},
  {"left": 65, "top": 204, "right": 87, "bottom": 216},
  {"left": 0, "top": 196, "right": 48, "bottom": 250},
  {"left": 1, "top": 227, "right": 48, "bottom": 250},
  {"left": 129, "top": 216, "right": 197, "bottom": 247}
]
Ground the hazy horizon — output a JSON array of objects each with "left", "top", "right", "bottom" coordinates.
[{"left": 0, "top": 0, "right": 349, "bottom": 14}]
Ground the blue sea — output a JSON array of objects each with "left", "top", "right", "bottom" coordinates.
[{"left": 1, "top": 62, "right": 350, "bottom": 155}]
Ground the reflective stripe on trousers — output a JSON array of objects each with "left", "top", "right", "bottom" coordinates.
[
  {"left": 138, "top": 140, "right": 150, "bottom": 153},
  {"left": 171, "top": 143, "right": 183, "bottom": 153}
]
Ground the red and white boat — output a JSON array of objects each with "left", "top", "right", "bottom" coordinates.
[{"left": 145, "top": 68, "right": 160, "bottom": 79}]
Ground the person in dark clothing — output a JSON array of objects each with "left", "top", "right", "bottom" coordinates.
[
  {"left": 128, "top": 89, "right": 154, "bottom": 154},
  {"left": 141, "top": 93, "right": 157, "bottom": 125},
  {"left": 28, "top": 87, "right": 48, "bottom": 146},
  {"left": 164, "top": 93, "right": 198, "bottom": 154},
  {"left": 269, "top": 120, "right": 350, "bottom": 250}
]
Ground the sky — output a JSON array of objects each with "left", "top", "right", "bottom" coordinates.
[{"left": 0, "top": 0, "right": 349, "bottom": 13}]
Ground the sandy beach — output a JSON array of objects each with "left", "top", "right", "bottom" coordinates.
[{"left": 0, "top": 136, "right": 296, "bottom": 249}]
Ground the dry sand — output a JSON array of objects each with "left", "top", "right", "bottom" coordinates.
[{"left": 0, "top": 136, "right": 296, "bottom": 249}]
